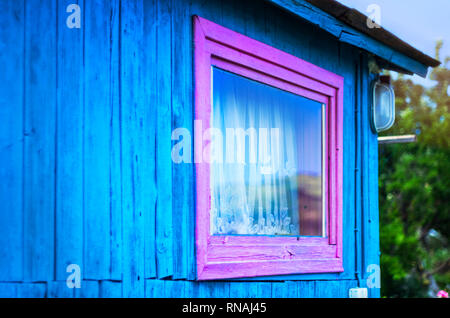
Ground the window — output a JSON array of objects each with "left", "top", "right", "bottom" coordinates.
[
  {"left": 211, "top": 68, "right": 325, "bottom": 237},
  {"left": 194, "top": 16, "right": 343, "bottom": 280}
]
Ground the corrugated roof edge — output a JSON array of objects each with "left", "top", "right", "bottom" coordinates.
[
  {"left": 305, "top": 0, "right": 440, "bottom": 68},
  {"left": 266, "top": 0, "right": 440, "bottom": 77}
]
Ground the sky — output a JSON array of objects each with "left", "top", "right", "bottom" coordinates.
[{"left": 337, "top": 0, "right": 449, "bottom": 87}]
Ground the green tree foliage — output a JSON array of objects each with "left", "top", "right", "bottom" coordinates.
[{"left": 379, "top": 42, "right": 450, "bottom": 297}]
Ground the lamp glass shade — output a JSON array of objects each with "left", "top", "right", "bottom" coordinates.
[{"left": 372, "top": 81, "right": 395, "bottom": 132}]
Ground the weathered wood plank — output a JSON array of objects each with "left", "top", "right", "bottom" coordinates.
[
  {"left": 83, "top": 0, "right": 112, "bottom": 281},
  {"left": 155, "top": 0, "right": 174, "bottom": 279},
  {"left": 109, "top": 0, "right": 123, "bottom": 282},
  {"left": 47, "top": 281, "right": 74, "bottom": 298},
  {"left": 142, "top": 0, "right": 157, "bottom": 280},
  {"left": 120, "top": 0, "right": 146, "bottom": 297},
  {"left": 74, "top": 280, "right": 99, "bottom": 298},
  {"left": 171, "top": 0, "right": 193, "bottom": 281},
  {"left": 243, "top": 0, "right": 266, "bottom": 40},
  {"left": 354, "top": 54, "right": 365, "bottom": 289},
  {"left": 0, "top": 0, "right": 24, "bottom": 282},
  {"left": 128, "top": 0, "right": 157, "bottom": 283},
  {"left": 164, "top": 280, "right": 188, "bottom": 298},
  {"left": 100, "top": 280, "right": 122, "bottom": 298},
  {"left": 297, "top": 281, "right": 315, "bottom": 298},
  {"left": 314, "top": 279, "right": 357, "bottom": 298},
  {"left": 229, "top": 282, "right": 253, "bottom": 298},
  {"left": 16, "top": 283, "right": 47, "bottom": 298},
  {"left": 144, "top": 279, "right": 165, "bottom": 298},
  {"left": 314, "top": 280, "right": 335, "bottom": 298},
  {"left": 271, "top": 281, "right": 298, "bottom": 298},
  {"left": 55, "top": 0, "right": 84, "bottom": 281},
  {"left": 361, "top": 69, "right": 381, "bottom": 298},
  {"left": 0, "top": 283, "right": 18, "bottom": 298},
  {"left": 23, "top": 0, "right": 57, "bottom": 282},
  {"left": 196, "top": 281, "right": 230, "bottom": 298},
  {"left": 340, "top": 44, "right": 358, "bottom": 280},
  {"left": 256, "top": 282, "right": 272, "bottom": 298}
]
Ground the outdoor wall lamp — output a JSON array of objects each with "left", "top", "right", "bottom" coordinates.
[{"left": 371, "top": 75, "right": 395, "bottom": 133}]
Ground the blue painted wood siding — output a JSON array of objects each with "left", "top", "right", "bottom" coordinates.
[{"left": 0, "top": 0, "right": 380, "bottom": 298}]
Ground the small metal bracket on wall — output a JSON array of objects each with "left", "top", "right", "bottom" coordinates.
[{"left": 378, "top": 134, "right": 416, "bottom": 144}]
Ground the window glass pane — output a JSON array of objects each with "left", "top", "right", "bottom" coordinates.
[{"left": 210, "top": 67, "right": 323, "bottom": 236}]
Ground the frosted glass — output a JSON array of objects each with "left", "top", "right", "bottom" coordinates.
[
  {"left": 210, "top": 67, "right": 324, "bottom": 236},
  {"left": 373, "top": 83, "right": 395, "bottom": 132}
]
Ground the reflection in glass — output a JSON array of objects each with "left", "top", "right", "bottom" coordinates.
[
  {"left": 210, "top": 67, "right": 324, "bottom": 236},
  {"left": 372, "top": 81, "right": 395, "bottom": 132}
]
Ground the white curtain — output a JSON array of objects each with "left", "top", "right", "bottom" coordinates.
[{"left": 210, "top": 67, "right": 322, "bottom": 236}]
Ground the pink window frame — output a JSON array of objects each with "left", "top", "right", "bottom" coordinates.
[{"left": 194, "top": 16, "right": 344, "bottom": 280}]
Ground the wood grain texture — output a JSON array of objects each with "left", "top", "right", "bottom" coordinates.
[
  {"left": 144, "top": 279, "right": 165, "bottom": 297},
  {"left": 55, "top": 0, "right": 84, "bottom": 281},
  {"left": 0, "top": 283, "right": 18, "bottom": 298},
  {"left": 23, "top": 0, "right": 57, "bottom": 282},
  {"left": 171, "top": 0, "right": 194, "bottom": 281},
  {"left": 47, "top": 281, "right": 74, "bottom": 298},
  {"left": 74, "top": 280, "right": 99, "bottom": 298},
  {"left": 360, "top": 63, "right": 381, "bottom": 298},
  {"left": 100, "top": 280, "right": 122, "bottom": 298},
  {"left": 0, "top": 0, "right": 24, "bottom": 282},
  {"left": 16, "top": 283, "right": 47, "bottom": 298},
  {"left": 0, "top": 0, "right": 386, "bottom": 297},
  {"left": 108, "top": 0, "right": 123, "bottom": 282},
  {"left": 142, "top": 0, "right": 157, "bottom": 280},
  {"left": 155, "top": 0, "right": 174, "bottom": 279},
  {"left": 120, "top": 0, "right": 146, "bottom": 297},
  {"left": 83, "top": 0, "right": 111, "bottom": 280}
]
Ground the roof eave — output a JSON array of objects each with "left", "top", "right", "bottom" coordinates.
[{"left": 267, "top": 0, "right": 440, "bottom": 78}]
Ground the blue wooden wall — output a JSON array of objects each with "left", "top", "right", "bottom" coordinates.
[{"left": 0, "top": 0, "right": 380, "bottom": 298}]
